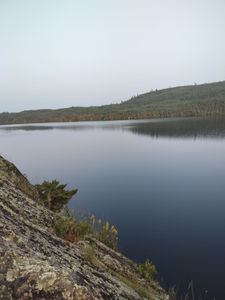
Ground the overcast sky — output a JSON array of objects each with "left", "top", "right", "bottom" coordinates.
[{"left": 0, "top": 0, "right": 225, "bottom": 112}]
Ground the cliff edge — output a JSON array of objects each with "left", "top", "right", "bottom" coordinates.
[{"left": 0, "top": 155, "right": 168, "bottom": 300}]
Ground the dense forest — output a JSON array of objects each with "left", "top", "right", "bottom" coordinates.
[{"left": 0, "top": 80, "right": 225, "bottom": 125}]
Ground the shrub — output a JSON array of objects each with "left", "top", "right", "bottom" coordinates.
[
  {"left": 53, "top": 215, "right": 92, "bottom": 243},
  {"left": 65, "top": 211, "right": 119, "bottom": 250},
  {"left": 138, "top": 259, "right": 157, "bottom": 280},
  {"left": 36, "top": 180, "right": 77, "bottom": 212}
]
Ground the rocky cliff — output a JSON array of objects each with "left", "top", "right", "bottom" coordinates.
[{"left": 0, "top": 155, "right": 168, "bottom": 300}]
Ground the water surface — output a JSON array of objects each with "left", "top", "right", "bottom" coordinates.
[{"left": 1, "top": 117, "right": 225, "bottom": 299}]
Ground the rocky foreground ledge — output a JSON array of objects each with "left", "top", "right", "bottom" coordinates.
[{"left": 0, "top": 155, "right": 168, "bottom": 300}]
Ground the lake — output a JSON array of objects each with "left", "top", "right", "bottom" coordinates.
[{"left": 1, "top": 117, "right": 225, "bottom": 299}]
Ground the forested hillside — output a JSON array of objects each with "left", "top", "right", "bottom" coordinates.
[{"left": 0, "top": 80, "right": 225, "bottom": 125}]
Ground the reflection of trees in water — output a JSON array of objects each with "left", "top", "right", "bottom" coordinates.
[
  {"left": 126, "top": 118, "right": 225, "bottom": 139},
  {"left": 1, "top": 117, "right": 225, "bottom": 139},
  {"left": 0, "top": 124, "right": 93, "bottom": 132}
]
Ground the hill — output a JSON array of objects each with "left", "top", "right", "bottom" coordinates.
[{"left": 1, "top": 80, "right": 225, "bottom": 125}]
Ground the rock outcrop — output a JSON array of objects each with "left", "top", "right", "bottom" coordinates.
[{"left": 0, "top": 155, "right": 168, "bottom": 300}]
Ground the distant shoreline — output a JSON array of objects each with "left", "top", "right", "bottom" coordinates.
[{"left": 1, "top": 80, "right": 225, "bottom": 125}]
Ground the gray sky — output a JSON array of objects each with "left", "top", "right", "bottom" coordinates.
[{"left": 0, "top": 0, "right": 225, "bottom": 112}]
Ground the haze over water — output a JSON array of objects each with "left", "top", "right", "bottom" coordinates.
[{"left": 1, "top": 117, "right": 225, "bottom": 298}]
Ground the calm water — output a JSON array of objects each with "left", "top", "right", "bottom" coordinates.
[{"left": 1, "top": 117, "right": 225, "bottom": 299}]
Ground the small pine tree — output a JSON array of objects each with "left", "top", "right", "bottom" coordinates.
[{"left": 36, "top": 180, "right": 78, "bottom": 212}]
